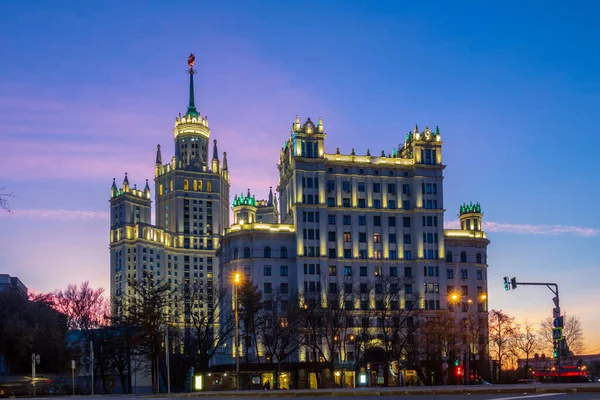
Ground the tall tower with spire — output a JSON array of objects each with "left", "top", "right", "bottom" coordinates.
[{"left": 110, "top": 54, "right": 230, "bottom": 324}]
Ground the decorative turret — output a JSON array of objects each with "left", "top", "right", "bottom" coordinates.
[
  {"left": 317, "top": 116, "right": 324, "bottom": 133},
  {"left": 111, "top": 178, "right": 118, "bottom": 197},
  {"left": 123, "top": 173, "right": 130, "bottom": 192},
  {"left": 459, "top": 201, "right": 483, "bottom": 231},
  {"left": 212, "top": 139, "right": 220, "bottom": 173},
  {"left": 268, "top": 186, "right": 274, "bottom": 206},
  {"left": 156, "top": 144, "right": 162, "bottom": 165},
  {"left": 232, "top": 189, "right": 258, "bottom": 225},
  {"left": 144, "top": 179, "right": 151, "bottom": 197}
]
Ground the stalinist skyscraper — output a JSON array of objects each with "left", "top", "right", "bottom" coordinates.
[{"left": 109, "top": 54, "right": 230, "bottom": 323}]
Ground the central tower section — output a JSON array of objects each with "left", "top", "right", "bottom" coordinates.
[{"left": 173, "top": 53, "right": 211, "bottom": 168}]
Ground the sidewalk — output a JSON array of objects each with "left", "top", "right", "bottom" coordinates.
[{"left": 153, "top": 383, "right": 600, "bottom": 397}]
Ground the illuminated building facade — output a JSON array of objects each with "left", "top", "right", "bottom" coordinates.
[
  {"left": 218, "top": 117, "right": 490, "bottom": 386},
  {"left": 109, "top": 55, "right": 230, "bottom": 322},
  {"left": 108, "top": 58, "right": 490, "bottom": 385}
]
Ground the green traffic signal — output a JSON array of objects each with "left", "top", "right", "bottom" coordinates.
[{"left": 503, "top": 277, "right": 510, "bottom": 291}]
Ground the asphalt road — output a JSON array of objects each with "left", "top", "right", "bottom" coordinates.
[{"left": 27, "top": 395, "right": 597, "bottom": 400}]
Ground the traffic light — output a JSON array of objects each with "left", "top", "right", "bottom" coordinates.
[
  {"left": 455, "top": 366, "right": 463, "bottom": 376},
  {"left": 454, "top": 356, "right": 459, "bottom": 366},
  {"left": 510, "top": 277, "right": 518, "bottom": 290},
  {"left": 503, "top": 277, "right": 510, "bottom": 291},
  {"left": 553, "top": 341, "right": 558, "bottom": 358}
]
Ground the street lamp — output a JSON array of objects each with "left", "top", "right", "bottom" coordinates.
[
  {"left": 448, "top": 292, "right": 487, "bottom": 385},
  {"left": 234, "top": 272, "right": 241, "bottom": 390}
]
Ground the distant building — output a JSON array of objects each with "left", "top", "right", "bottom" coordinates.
[{"left": 0, "top": 274, "right": 28, "bottom": 297}]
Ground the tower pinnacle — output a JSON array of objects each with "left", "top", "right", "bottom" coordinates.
[{"left": 187, "top": 53, "right": 198, "bottom": 118}]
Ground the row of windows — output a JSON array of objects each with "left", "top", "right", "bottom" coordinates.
[
  {"left": 329, "top": 265, "right": 412, "bottom": 278},
  {"left": 323, "top": 248, "right": 417, "bottom": 260},
  {"left": 263, "top": 265, "right": 288, "bottom": 276},
  {"left": 446, "top": 269, "right": 485, "bottom": 280},
  {"left": 328, "top": 282, "right": 411, "bottom": 295},
  {"left": 324, "top": 181, "right": 412, "bottom": 195},
  {"left": 446, "top": 251, "right": 485, "bottom": 264},
  {"left": 233, "top": 246, "right": 288, "bottom": 259}
]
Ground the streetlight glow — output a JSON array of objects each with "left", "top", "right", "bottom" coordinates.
[{"left": 234, "top": 272, "right": 240, "bottom": 284}]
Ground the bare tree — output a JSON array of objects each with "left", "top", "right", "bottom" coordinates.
[
  {"left": 256, "top": 290, "right": 302, "bottom": 388},
  {"left": 121, "top": 274, "right": 177, "bottom": 393},
  {"left": 539, "top": 313, "right": 584, "bottom": 356},
  {"left": 238, "top": 280, "right": 262, "bottom": 363},
  {"left": 373, "top": 277, "right": 421, "bottom": 383},
  {"left": 184, "top": 284, "right": 234, "bottom": 370},
  {"left": 53, "top": 281, "right": 109, "bottom": 331},
  {"left": 488, "top": 309, "right": 518, "bottom": 379},
  {"left": 299, "top": 287, "right": 350, "bottom": 388},
  {"left": 420, "top": 312, "right": 458, "bottom": 384},
  {"left": 0, "top": 186, "right": 14, "bottom": 212},
  {"left": 515, "top": 320, "right": 540, "bottom": 377}
]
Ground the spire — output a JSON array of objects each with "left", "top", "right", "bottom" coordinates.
[
  {"left": 123, "top": 173, "right": 130, "bottom": 192},
  {"left": 435, "top": 126, "right": 440, "bottom": 135},
  {"left": 223, "top": 151, "right": 228, "bottom": 170},
  {"left": 156, "top": 144, "right": 162, "bottom": 165},
  {"left": 247, "top": 188, "right": 251, "bottom": 198},
  {"left": 186, "top": 53, "right": 198, "bottom": 118},
  {"left": 212, "top": 140, "right": 219, "bottom": 160},
  {"left": 414, "top": 124, "right": 419, "bottom": 134},
  {"left": 111, "top": 178, "right": 118, "bottom": 197},
  {"left": 317, "top": 116, "right": 324, "bottom": 133},
  {"left": 144, "top": 179, "right": 150, "bottom": 191},
  {"left": 268, "top": 186, "right": 274, "bottom": 206}
]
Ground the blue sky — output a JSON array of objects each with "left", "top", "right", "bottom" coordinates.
[{"left": 0, "top": 1, "right": 599, "bottom": 350}]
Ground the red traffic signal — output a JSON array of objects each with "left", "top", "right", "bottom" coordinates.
[{"left": 455, "top": 366, "right": 463, "bottom": 376}]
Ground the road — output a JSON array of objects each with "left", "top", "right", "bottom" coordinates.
[{"left": 24, "top": 394, "right": 600, "bottom": 400}]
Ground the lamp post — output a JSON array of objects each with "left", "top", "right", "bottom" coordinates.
[
  {"left": 449, "top": 292, "right": 487, "bottom": 385},
  {"left": 234, "top": 272, "right": 241, "bottom": 390}
]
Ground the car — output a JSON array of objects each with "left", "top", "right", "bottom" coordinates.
[{"left": 517, "top": 379, "right": 541, "bottom": 384}]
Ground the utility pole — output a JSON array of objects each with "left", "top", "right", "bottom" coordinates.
[
  {"left": 90, "top": 341, "right": 94, "bottom": 396},
  {"left": 31, "top": 353, "right": 40, "bottom": 396},
  {"left": 234, "top": 273, "right": 240, "bottom": 390},
  {"left": 165, "top": 323, "right": 171, "bottom": 394},
  {"left": 71, "top": 360, "right": 76, "bottom": 396},
  {"left": 503, "top": 278, "right": 562, "bottom": 382}
]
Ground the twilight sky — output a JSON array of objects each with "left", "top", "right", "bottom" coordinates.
[{"left": 1, "top": 1, "right": 599, "bottom": 351}]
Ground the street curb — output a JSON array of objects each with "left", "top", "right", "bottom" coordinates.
[{"left": 145, "top": 385, "right": 600, "bottom": 397}]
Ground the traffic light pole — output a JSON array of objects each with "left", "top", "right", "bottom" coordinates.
[{"left": 512, "top": 280, "right": 560, "bottom": 382}]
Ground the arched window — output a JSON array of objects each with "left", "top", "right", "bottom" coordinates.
[
  {"left": 169, "top": 180, "right": 173, "bottom": 191},
  {"left": 446, "top": 251, "right": 453, "bottom": 262},
  {"left": 207, "top": 181, "right": 212, "bottom": 192},
  {"left": 476, "top": 253, "right": 482, "bottom": 264},
  {"left": 184, "top": 179, "right": 189, "bottom": 190},
  {"left": 197, "top": 180, "right": 203, "bottom": 191},
  {"left": 281, "top": 246, "right": 288, "bottom": 259},
  {"left": 234, "top": 248, "right": 239, "bottom": 259},
  {"left": 460, "top": 251, "right": 467, "bottom": 263},
  {"left": 243, "top": 247, "right": 251, "bottom": 258},
  {"left": 159, "top": 184, "right": 163, "bottom": 195},
  {"left": 264, "top": 246, "right": 271, "bottom": 258},
  {"left": 193, "top": 180, "right": 198, "bottom": 191}
]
